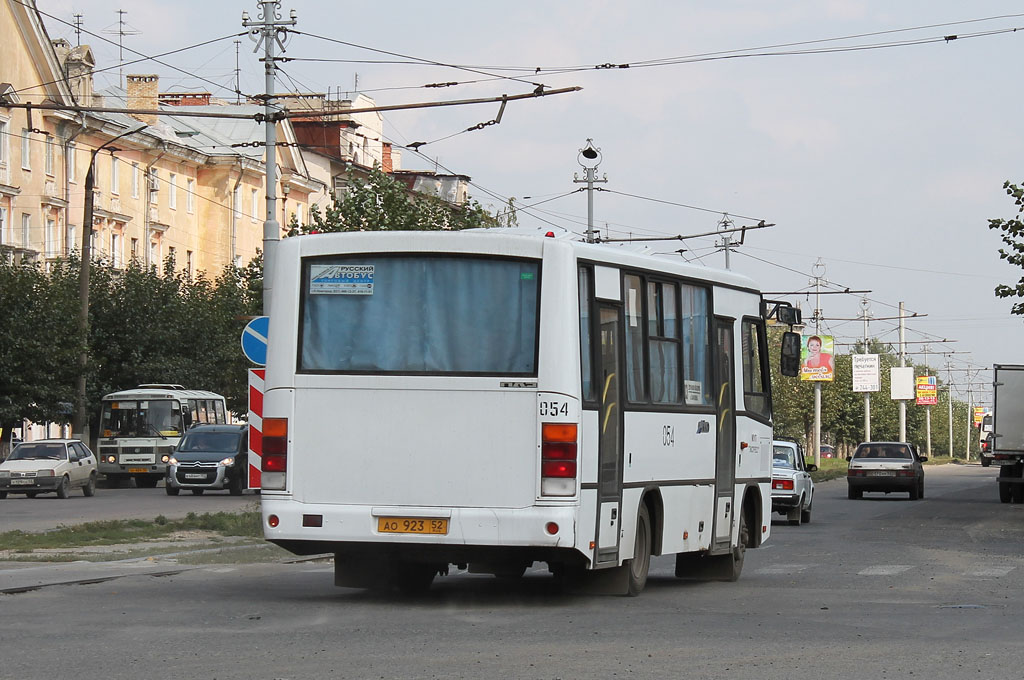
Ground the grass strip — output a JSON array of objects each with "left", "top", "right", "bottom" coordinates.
[{"left": 0, "top": 508, "right": 263, "bottom": 552}]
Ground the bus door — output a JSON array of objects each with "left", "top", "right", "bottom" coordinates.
[
  {"left": 713, "top": 318, "right": 737, "bottom": 552},
  {"left": 594, "top": 304, "right": 624, "bottom": 566}
]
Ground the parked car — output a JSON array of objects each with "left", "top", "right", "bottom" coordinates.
[
  {"left": 847, "top": 441, "right": 926, "bottom": 500},
  {"left": 0, "top": 439, "right": 98, "bottom": 499},
  {"left": 166, "top": 424, "right": 248, "bottom": 496},
  {"left": 771, "top": 440, "right": 816, "bottom": 525},
  {"left": 820, "top": 444, "right": 836, "bottom": 459}
]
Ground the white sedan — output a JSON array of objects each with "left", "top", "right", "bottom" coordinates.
[
  {"left": 0, "top": 439, "right": 98, "bottom": 499},
  {"left": 771, "top": 440, "right": 816, "bottom": 525}
]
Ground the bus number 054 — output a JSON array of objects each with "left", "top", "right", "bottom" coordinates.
[{"left": 539, "top": 401, "right": 569, "bottom": 417}]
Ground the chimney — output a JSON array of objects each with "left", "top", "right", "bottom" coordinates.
[
  {"left": 126, "top": 74, "right": 159, "bottom": 126},
  {"left": 382, "top": 142, "right": 393, "bottom": 174}
]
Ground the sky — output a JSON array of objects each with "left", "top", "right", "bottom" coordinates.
[{"left": 35, "top": 0, "right": 1024, "bottom": 406}]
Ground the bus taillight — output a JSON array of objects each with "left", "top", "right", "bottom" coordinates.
[
  {"left": 262, "top": 417, "right": 288, "bottom": 490},
  {"left": 541, "top": 423, "right": 577, "bottom": 496}
]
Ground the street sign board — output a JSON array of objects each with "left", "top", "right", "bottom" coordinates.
[
  {"left": 241, "top": 316, "right": 269, "bottom": 366},
  {"left": 852, "top": 354, "right": 880, "bottom": 392},
  {"left": 915, "top": 375, "right": 937, "bottom": 406},
  {"left": 891, "top": 367, "right": 915, "bottom": 400}
]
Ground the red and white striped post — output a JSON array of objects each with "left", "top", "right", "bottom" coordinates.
[{"left": 247, "top": 368, "right": 265, "bottom": 489}]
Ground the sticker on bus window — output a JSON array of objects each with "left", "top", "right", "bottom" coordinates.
[
  {"left": 310, "top": 264, "right": 375, "bottom": 295},
  {"left": 685, "top": 380, "right": 704, "bottom": 404}
]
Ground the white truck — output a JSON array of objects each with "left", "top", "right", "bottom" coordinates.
[{"left": 991, "top": 365, "right": 1024, "bottom": 503}]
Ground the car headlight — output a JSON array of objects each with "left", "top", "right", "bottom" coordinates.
[
  {"left": 168, "top": 457, "right": 178, "bottom": 466},
  {"left": 0, "top": 470, "right": 10, "bottom": 478},
  {"left": 36, "top": 469, "right": 54, "bottom": 477},
  {"left": 220, "top": 457, "right": 235, "bottom": 467}
]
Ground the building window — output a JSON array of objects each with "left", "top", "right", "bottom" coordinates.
[
  {"left": 110, "top": 157, "right": 119, "bottom": 195},
  {"left": 167, "top": 246, "right": 176, "bottom": 267},
  {"left": 130, "top": 237, "right": 138, "bottom": 261},
  {"left": 149, "top": 240, "right": 158, "bottom": 267},
  {"left": 111, "top": 232, "right": 121, "bottom": 268},
  {"left": 131, "top": 162, "right": 139, "bottom": 197},
  {"left": 169, "top": 173, "right": 177, "bottom": 209},
  {"left": 44, "top": 135, "right": 54, "bottom": 176},
  {"left": 186, "top": 250, "right": 193, "bottom": 277},
  {"left": 45, "top": 218, "right": 55, "bottom": 257},
  {"left": 67, "top": 141, "right": 76, "bottom": 183},
  {"left": 0, "top": 206, "right": 7, "bottom": 246},
  {"left": 186, "top": 178, "right": 195, "bottom": 213},
  {"left": 21, "top": 130, "right": 31, "bottom": 170},
  {"left": 21, "top": 213, "right": 30, "bottom": 247},
  {"left": 0, "top": 118, "right": 10, "bottom": 171},
  {"left": 251, "top": 188, "right": 259, "bottom": 221},
  {"left": 66, "top": 223, "right": 75, "bottom": 254}
]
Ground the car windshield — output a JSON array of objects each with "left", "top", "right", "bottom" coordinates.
[
  {"left": 854, "top": 444, "right": 913, "bottom": 460},
  {"left": 177, "top": 432, "right": 240, "bottom": 454},
  {"left": 8, "top": 443, "right": 67, "bottom": 461},
  {"left": 772, "top": 445, "right": 798, "bottom": 469}
]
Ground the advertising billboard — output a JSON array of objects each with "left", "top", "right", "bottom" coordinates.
[
  {"left": 915, "top": 375, "right": 937, "bottom": 406},
  {"left": 800, "top": 334, "right": 835, "bottom": 382},
  {"left": 852, "top": 354, "right": 880, "bottom": 392}
]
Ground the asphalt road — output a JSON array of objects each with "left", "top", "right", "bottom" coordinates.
[{"left": 2, "top": 464, "right": 1023, "bottom": 680}]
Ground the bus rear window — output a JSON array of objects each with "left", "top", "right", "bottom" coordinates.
[{"left": 299, "top": 255, "right": 540, "bottom": 375}]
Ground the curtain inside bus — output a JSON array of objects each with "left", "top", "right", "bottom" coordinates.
[{"left": 300, "top": 255, "right": 540, "bottom": 375}]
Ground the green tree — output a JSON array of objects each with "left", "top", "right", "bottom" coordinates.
[
  {"left": 289, "top": 166, "right": 496, "bottom": 235},
  {"left": 989, "top": 180, "right": 1024, "bottom": 313},
  {"left": 0, "top": 258, "right": 80, "bottom": 450}
]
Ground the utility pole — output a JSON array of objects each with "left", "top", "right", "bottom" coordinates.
[
  {"left": 861, "top": 297, "right": 872, "bottom": 442},
  {"left": 72, "top": 125, "right": 145, "bottom": 443},
  {"left": 243, "top": 1, "right": 297, "bottom": 316},
  {"left": 899, "top": 301, "right": 907, "bottom": 443},
  {"left": 234, "top": 40, "right": 242, "bottom": 105},
  {"left": 946, "top": 358, "right": 954, "bottom": 458},
  {"left": 810, "top": 258, "right": 827, "bottom": 467},
  {"left": 574, "top": 139, "right": 606, "bottom": 243},
  {"left": 717, "top": 214, "right": 736, "bottom": 270}
]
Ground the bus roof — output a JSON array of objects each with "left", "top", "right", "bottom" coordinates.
[
  {"left": 102, "top": 386, "right": 225, "bottom": 401},
  {"left": 287, "top": 228, "right": 762, "bottom": 295}
]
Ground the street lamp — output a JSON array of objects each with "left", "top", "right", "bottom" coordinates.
[
  {"left": 573, "top": 139, "right": 607, "bottom": 243},
  {"left": 72, "top": 125, "right": 145, "bottom": 442}
]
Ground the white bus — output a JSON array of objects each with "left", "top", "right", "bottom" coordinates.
[
  {"left": 259, "top": 229, "right": 797, "bottom": 594},
  {"left": 98, "top": 384, "right": 228, "bottom": 487}
]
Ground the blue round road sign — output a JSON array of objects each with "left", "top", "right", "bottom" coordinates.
[{"left": 241, "top": 316, "right": 269, "bottom": 366}]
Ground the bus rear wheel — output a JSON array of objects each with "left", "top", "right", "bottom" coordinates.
[
  {"left": 392, "top": 563, "right": 436, "bottom": 595},
  {"left": 626, "top": 505, "right": 651, "bottom": 596}
]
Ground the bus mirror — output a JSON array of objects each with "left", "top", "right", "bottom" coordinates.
[
  {"left": 781, "top": 331, "right": 801, "bottom": 377},
  {"left": 777, "top": 305, "right": 801, "bottom": 326}
]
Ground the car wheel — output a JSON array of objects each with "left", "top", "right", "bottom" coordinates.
[
  {"left": 191, "top": 489, "right": 204, "bottom": 495},
  {"left": 999, "top": 481, "right": 1012, "bottom": 503},
  {"left": 626, "top": 504, "right": 652, "bottom": 596},
  {"left": 848, "top": 487, "right": 862, "bottom": 500},
  {"left": 801, "top": 500, "right": 812, "bottom": 524},
  {"left": 787, "top": 503, "right": 802, "bottom": 526},
  {"left": 165, "top": 485, "right": 180, "bottom": 496},
  {"left": 918, "top": 481, "right": 924, "bottom": 500},
  {"left": 909, "top": 484, "right": 920, "bottom": 501},
  {"left": 0, "top": 490, "right": 7, "bottom": 499},
  {"left": 1012, "top": 484, "right": 1024, "bottom": 504},
  {"left": 83, "top": 474, "right": 96, "bottom": 497},
  {"left": 229, "top": 474, "right": 244, "bottom": 496},
  {"left": 981, "top": 457, "right": 991, "bottom": 468},
  {"left": 56, "top": 475, "right": 70, "bottom": 499}
]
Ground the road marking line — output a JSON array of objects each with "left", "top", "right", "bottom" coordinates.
[
  {"left": 858, "top": 565, "right": 913, "bottom": 576},
  {"left": 966, "top": 566, "right": 1015, "bottom": 577},
  {"left": 756, "top": 564, "right": 813, "bottom": 575}
]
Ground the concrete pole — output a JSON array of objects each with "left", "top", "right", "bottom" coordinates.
[
  {"left": 862, "top": 298, "right": 871, "bottom": 442},
  {"left": 947, "top": 359, "right": 954, "bottom": 458},
  {"left": 897, "top": 301, "right": 905, "bottom": 440},
  {"left": 574, "top": 139, "right": 606, "bottom": 244},
  {"left": 243, "top": 1, "right": 296, "bottom": 316}
]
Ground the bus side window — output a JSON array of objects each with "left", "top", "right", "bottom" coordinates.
[
  {"left": 623, "top": 274, "right": 646, "bottom": 402},
  {"left": 199, "top": 400, "right": 209, "bottom": 424},
  {"left": 578, "top": 266, "right": 596, "bottom": 402},
  {"left": 648, "top": 280, "right": 681, "bottom": 405},
  {"left": 741, "top": 318, "right": 771, "bottom": 419},
  {"left": 681, "top": 284, "right": 712, "bottom": 406},
  {"left": 215, "top": 401, "right": 226, "bottom": 424}
]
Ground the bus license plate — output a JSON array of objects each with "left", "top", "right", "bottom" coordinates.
[
  {"left": 377, "top": 517, "right": 449, "bottom": 535},
  {"left": 128, "top": 467, "right": 149, "bottom": 473}
]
